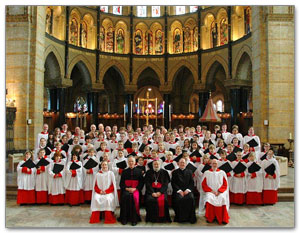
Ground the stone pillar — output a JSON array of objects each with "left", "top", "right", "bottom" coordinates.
[
  {"left": 198, "top": 91, "right": 209, "bottom": 117},
  {"left": 240, "top": 87, "right": 249, "bottom": 113},
  {"left": 163, "top": 94, "right": 171, "bottom": 127},
  {"left": 252, "top": 6, "right": 294, "bottom": 146},
  {"left": 6, "top": 6, "right": 46, "bottom": 150},
  {"left": 125, "top": 94, "right": 134, "bottom": 124},
  {"left": 230, "top": 88, "right": 241, "bottom": 125},
  {"left": 49, "top": 89, "right": 58, "bottom": 111},
  {"left": 57, "top": 88, "right": 66, "bottom": 125},
  {"left": 92, "top": 92, "right": 99, "bottom": 125}
]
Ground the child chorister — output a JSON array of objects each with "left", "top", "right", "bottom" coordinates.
[
  {"left": 230, "top": 151, "right": 247, "bottom": 205},
  {"left": 17, "top": 151, "right": 36, "bottom": 205},
  {"left": 35, "top": 148, "right": 51, "bottom": 204},
  {"left": 246, "top": 152, "right": 263, "bottom": 205},
  {"left": 82, "top": 148, "right": 100, "bottom": 203},
  {"left": 112, "top": 150, "right": 128, "bottom": 200},
  {"left": 261, "top": 149, "right": 280, "bottom": 204},
  {"left": 48, "top": 151, "right": 66, "bottom": 205},
  {"left": 64, "top": 152, "right": 84, "bottom": 206}
]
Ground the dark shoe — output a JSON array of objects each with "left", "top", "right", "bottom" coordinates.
[
  {"left": 222, "top": 221, "right": 228, "bottom": 225},
  {"left": 131, "top": 222, "right": 137, "bottom": 226},
  {"left": 121, "top": 220, "right": 127, "bottom": 225}
]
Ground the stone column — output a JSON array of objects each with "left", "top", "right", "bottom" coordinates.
[
  {"left": 198, "top": 91, "right": 209, "bottom": 117},
  {"left": 252, "top": 6, "right": 294, "bottom": 145},
  {"left": 6, "top": 6, "right": 46, "bottom": 150},
  {"left": 230, "top": 88, "right": 241, "bottom": 125},
  {"left": 57, "top": 88, "right": 66, "bottom": 125},
  {"left": 240, "top": 87, "right": 249, "bottom": 113},
  {"left": 163, "top": 94, "right": 171, "bottom": 127}
]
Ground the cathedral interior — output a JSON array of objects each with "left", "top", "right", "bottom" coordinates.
[{"left": 5, "top": 6, "right": 294, "bottom": 154}]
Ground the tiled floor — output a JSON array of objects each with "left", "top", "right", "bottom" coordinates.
[{"left": 5, "top": 200, "right": 294, "bottom": 228}]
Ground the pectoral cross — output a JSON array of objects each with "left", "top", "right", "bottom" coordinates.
[{"left": 154, "top": 180, "right": 158, "bottom": 186}]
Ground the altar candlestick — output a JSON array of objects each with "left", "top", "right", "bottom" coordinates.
[
  {"left": 155, "top": 98, "right": 157, "bottom": 115},
  {"left": 162, "top": 101, "right": 165, "bottom": 118},
  {"left": 137, "top": 98, "right": 140, "bottom": 114},
  {"left": 169, "top": 104, "right": 171, "bottom": 121},
  {"left": 124, "top": 104, "right": 126, "bottom": 121},
  {"left": 289, "top": 132, "right": 292, "bottom": 140},
  {"left": 130, "top": 101, "right": 133, "bottom": 118}
]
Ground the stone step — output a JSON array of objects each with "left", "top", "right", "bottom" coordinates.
[
  {"left": 6, "top": 191, "right": 17, "bottom": 200},
  {"left": 278, "top": 193, "right": 294, "bottom": 202},
  {"left": 6, "top": 184, "right": 17, "bottom": 191},
  {"left": 277, "top": 187, "right": 294, "bottom": 193}
]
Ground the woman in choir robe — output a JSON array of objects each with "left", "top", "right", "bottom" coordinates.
[
  {"left": 48, "top": 151, "right": 66, "bottom": 205},
  {"left": 246, "top": 152, "right": 263, "bottom": 205},
  {"left": 50, "top": 142, "right": 67, "bottom": 163},
  {"left": 226, "top": 127, "right": 244, "bottom": 147},
  {"left": 217, "top": 150, "right": 233, "bottom": 184},
  {"left": 230, "top": 151, "right": 247, "bottom": 204},
  {"left": 82, "top": 148, "right": 99, "bottom": 203},
  {"left": 171, "top": 158, "right": 197, "bottom": 224},
  {"left": 17, "top": 151, "right": 36, "bottom": 205},
  {"left": 144, "top": 160, "right": 172, "bottom": 223},
  {"left": 95, "top": 141, "right": 110, "bottom": 161},
  {"left": 118, "top": 156, "right": 144, "bottom": 226},
  {"left": 89, "top": 161, "right": 119, "bottom": 224},
  {"left": 195, "top": 153, "right": 211, "bottom": 215},
  {"left": 162, "top": 152, "right": 178, "bottom": 198},
  {"left": 243, "top": 127, "right": 261, "bottom": 160},
  {"left": 102, "top": 152, "right": 113, "bottom": 171},
  {"left": 202, "top": 159, "right": 230, "bottom": 225},
  {"left": 64, "top": 152, "right": 84, "bottom": 206},
  {"left": 35, "top": 148, "right": 51, "bottom": 204},
  {"left": 261, "top": 149, "right": 280, "bottom": 204},
  {"left": 242, "top": 143, "right": 251, "bottom": 163}
]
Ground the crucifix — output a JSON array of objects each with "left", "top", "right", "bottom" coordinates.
[{"left": 138, "top": 88, "right": 157, "bottom": 127}]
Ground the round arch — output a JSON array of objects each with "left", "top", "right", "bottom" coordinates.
[
  {"left": 202, "top": 55, "right": 229, "bottom": 83},
  {"left": 100, "top": 60, "right": 128, "bottom": 84},
  {"left": 232, "top": 44, "right": 252, "bottom": 78},
  {"left": 132, "top": 62, "right": 164, "bottom": 85},
  {"left": 68, "top": 54, "right": 96, "bottom": 82}
]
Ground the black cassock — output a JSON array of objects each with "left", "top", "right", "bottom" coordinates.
[
  {"left": 119, "top": 167, "right": 144, "bottom": 223},
  {"left": 171, "top": 168, "right": 197, "bottom": 223},
  {"left": 144, "top": 169, "right": 172, "bottom": 223}
]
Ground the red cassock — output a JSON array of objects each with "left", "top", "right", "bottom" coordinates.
[{"left": 201, "top": 168, "right": 230, "bottom": 224}]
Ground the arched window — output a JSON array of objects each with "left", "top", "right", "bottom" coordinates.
[
  {"left": 100, "top": 6, "right": 108, "bottom": 13},
  {"left": 216, "top": 100, "right": 223, "bottom": 112},
  {"left": 113, "top": 6, "right": 122, "bottom": 15},
  {"left": 137, "top": 6, "right": 147, "bottom": 17},
  {"left": 74, "top": 97, "right": 87, "bottom": 113},
  {"left": 176, "top": 6, "right": 185, "bottom": 15},
  {"left": 152, "top": 6, "right": 160, "bottom": 17},
  {"left": 190, "top": 6, "right": 198, "bottom": 13}
]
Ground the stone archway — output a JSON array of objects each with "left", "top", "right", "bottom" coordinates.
[
  {"left": 103, "top": 66, "right": 125, "bottom": 113},
  {"left": 235, "top": 52, "right": 252, "bottom": 80},
  {"left": 171, "top": 66, "right": 194, "bottom": 114},
  {"left": 137, "top": 67, "right": 161, "bottom": 89},
  {"left": 65, "top": 60, "right": 92, "bottom": 112}
]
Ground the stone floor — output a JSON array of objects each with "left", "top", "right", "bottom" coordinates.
[
  {"left": 6, "top": 167, "right": 295, "bottom": 228},
  {"left": 5, "top": 201, "right": 294, "bottom": 228}
]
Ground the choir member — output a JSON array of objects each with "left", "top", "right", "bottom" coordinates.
[
  {"left": 96, "top": 141, "right": 110, "bottom": 161},
  {"left": 171, "top": 158, "right": 197, "bottom": 224},
  {"left": 50, "top": 142, "right": 67, "bottom": 162},
  {"left": 208, "top": 144, "right": 220, "bottom": 160},
  {"left": 136, "top": 156, "right": 146, "bottom": 175},
  {"left": 261, "top": 149, "right": 280, "bottom": 204},
  {"left": 144, "top": 160, "right": 172, "bottom": 223},
  {"left": 167, "top": 133, "right": 179, "bottom": 152},
  {"left": 48, "top": 151, "right": 65, "bottom": 205},
  {"left": 226, "top": 126, "right": 244, "bottom": 147},
  {"left": 157, "top": 142, "right": 166, "bottom": 161},
  {"left": 111, "top": 141, "right": 128, "bottom": 161},
  {"left": 73, "top": 127, "right": 81, "bottom": 137},
  {"left": 112, "top": 150, "right": 128, "bottom": 199},
  {"left": 60, "top": 123, "right": 68, "bottom": 136},
  {"left": 17, "top": 151, "right": 36, "bottom": 205},
  {"left": 94, "top": 132, "right": 107, "bottom": 151},
  {"left": 36, "top": 123, "right": 49, "bottom": 149},
  {"left": 246, "top": 152, "right": 263, "bottom": 205},
  {"left": 243, "top": 127, "right": 261, "bottom": 159},
  {"left": 230, "top": 151, "right": 247, "bottom": 204},
  {"left": 64, "top": 152, "right": 84, "bottom": 206},
  {"left": 89, "top": 161, "right": 119, "bottom": 224},
  {"left": 202, "top": 159, "right": 230, "bottom": 224},
  {"left": 183, "top": 139, "right": 191, "bottom": 151},
  {"left": 195, "top": 125, "right": 203, "bottom": 137},
  {"left": 82, "top": 148, "right": 99, "bottom": 203},
  {"left": 81, "top": 136, "right": 93, "bottom": 153},
  {"left": 108, "top": 133, "right": 118, "bottom": 152},
  {"left": 61, "top": 135, "right": 70, "bottom": 154},
  {"left": 79, "top": 130, "right": 86, "bottom": 145},
  {"left": 102, "top": 152, "right": 113, "bottom": 171},
  {"left": 118, "top": 156, "right": 144, "bottom": 226},
  {"left": 35, "top": 137, "right": 52, "bottom": 160},
  {"left": 46, "top": 131, "right": 55, "bottom": 149},
  {"left": 221, "top": 123, "right": 230, "bottom": 143},
  {"left": 211, "top": 125, "right": 221, "bottom": 142},
  {"left": 214, "top": 130, "right": 226, "bottom": 147},
  {"left": 195, "top": 154, "right": 211, "bottom": 214},
  {"left": 242, "top": 143, "right": 251, "bottom": 163},
  {"left": 141, "top": 146, "right": 152, "bottom": 159},
  {"left": 216, "top": 139, "right": 227, "bottom": 153},
  {"left": 162, "top": 152, "right": 178, "bottom": 196},
  {"left": 35, "top": 148, "right": 51, "bottom": 204},
  {"left": 177, "top": 131, "right": 186, "bottom": 147},
  {"left": 201, "top": 140, "right": 210, "bottom": 154},
  {"left": 259, "top": 143, "right": 270, "bottom": 164},
  {"left": 67, "top": 136, "right": 81, "bottom": 160}
]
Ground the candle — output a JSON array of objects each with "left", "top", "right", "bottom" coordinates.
[
  {"left": 155, "top": 98, "right": 157, "bottom": 115},
  {"left": 124, "top": 104, "right": 126, "bottom": 121},
  {"left": 130, "top": 101, "right": 133, "bottom": 118},
  {"left": 162, "top": 101, "right": 165, "bottom": 118},
  {"left": 137, "top": 98, "right": 140, "bottom": 114},
  {"left": 189, "top": 103, "right": 190, "bottom": 113},
  {"left": 169, "top": 104, "right": 171, "bottom": 121},
  {"left": 289, "top": 133, "right": 292, "bottom": 140}
]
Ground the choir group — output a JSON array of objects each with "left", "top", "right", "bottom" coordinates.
[{"left": 16, "top": 122, "right": 280, "bottom": 226}]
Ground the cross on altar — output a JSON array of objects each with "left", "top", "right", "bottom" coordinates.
[{"left": 137, "top": 88, "right": 157, "bottom": 127}]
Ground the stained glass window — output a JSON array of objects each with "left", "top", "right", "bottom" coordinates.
[
  {"left": 176, "top": 6, "right": 185, "bottom": 15},
  {"left": 113, "top": 6, "right": 122, "bottom": 15},
  {"left": 152, "top": 6, "right": 160, "bottom": 17},
  {"left": 100, "top": 6, "right": 108, "bottom": 13},
  {"left": 137, "top": 6, "right": 147, "bottom": 17},
  {"left": 190, "top": 6, "right": 198, "bottom": 13}
]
